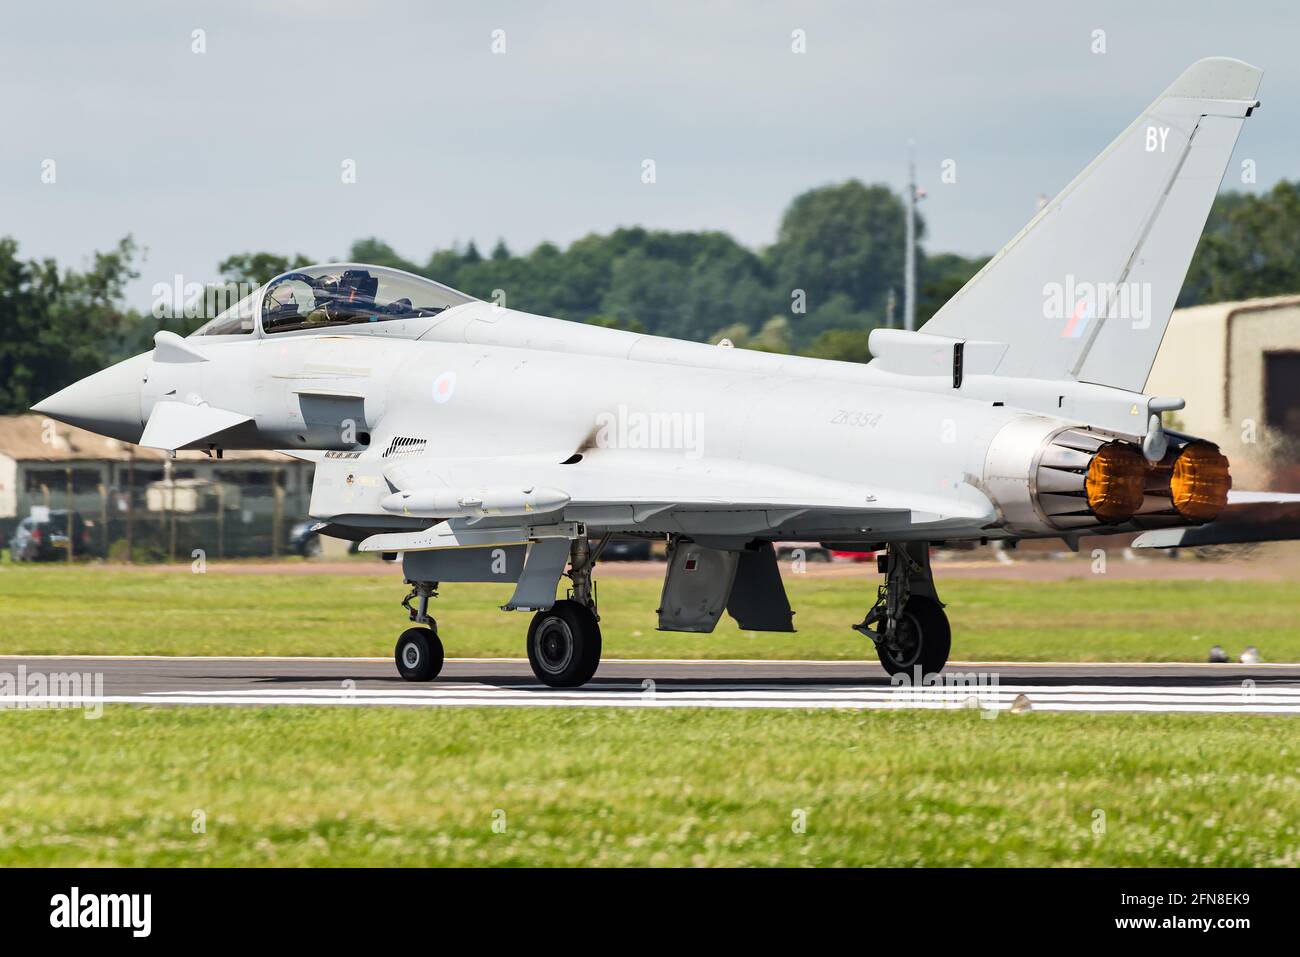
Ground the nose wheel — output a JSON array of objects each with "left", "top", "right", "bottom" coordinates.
[
  {"left": 395, "top": 627, "right": 444, "bottom": 681},
  {"left": 527, "top": 599, "right": 602, "bottom": 687},
  {"left": 395, "top": 580, "right": 444, "bottom": 681}
]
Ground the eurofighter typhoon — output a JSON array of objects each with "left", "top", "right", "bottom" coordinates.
[{"left": 34, "top": 59, "right": 1300, "bottom": 686}]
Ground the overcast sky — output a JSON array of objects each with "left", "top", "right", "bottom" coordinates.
[{"left": 4, "top": 0, "right": 1298, "bottom": 309}]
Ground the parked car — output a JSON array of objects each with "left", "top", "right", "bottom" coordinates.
[
  {"left": 8, "top": 510, "right": 95, "bottom": 561},
  {"left": 289, "top": 521, "right": 360, "bottom": 558},
  {"left": 289, "top": 520, "right": 324, "bottom": 558},
  {"left": 831, "top": 549, "right": 876, "bottom": 563}
]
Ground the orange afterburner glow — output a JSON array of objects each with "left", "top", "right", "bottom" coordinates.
[
  {"left": 1085, "top": 443, "right": 1146, "bottom": 522},
  {"left": 1170, "top": 441, "right": 1232, "bottom": 522}
]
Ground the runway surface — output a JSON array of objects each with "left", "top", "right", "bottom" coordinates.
[{"left": 3, "top": 655, "right": 1300, "bottom": 714}]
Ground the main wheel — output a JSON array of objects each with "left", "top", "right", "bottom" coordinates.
[
  {"left": 874, "top": 596, "right": 951, "bottom": 677},
  {"left": 395, "top": 627, "right": 444, "bottom": 681},
  {"left": 526, "top": 599, "right": 602, "bottom": 688}
]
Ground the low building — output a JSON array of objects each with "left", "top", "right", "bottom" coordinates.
[
  {"left": 0, "top": 414, "right": 314, "bottom": 559},
  {"left": 1146, "top": 295, "right": 1300, "bottom": 490}
]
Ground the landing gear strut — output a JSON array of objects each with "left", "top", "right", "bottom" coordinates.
[
  {"left": 395, "top": 580, "right": 444, "bottom": 681},
  {"left": 525, "top": 535, "right": 607, "bottom": 688},
  {"left": 854, "top": 542, "right": 951, "bottom": 677}
]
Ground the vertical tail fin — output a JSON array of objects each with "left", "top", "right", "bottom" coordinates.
[{"left": 920, "top": 57, "right": 1262, "bottom": 391}]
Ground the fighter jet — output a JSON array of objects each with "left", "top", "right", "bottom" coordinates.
[{"left": 33, "top": 57, "right": 1300, "bottom": 687}]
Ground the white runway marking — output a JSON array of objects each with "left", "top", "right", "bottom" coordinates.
[
  {"left": 4, "top": 656, "right": 1297, "bottom": 716},
  {"left": 9, "top": 681, "right": 1299, "bottom": 715},
  {"left": 4, "top": 654, "right": 1296, "bottom": 669},
  {"left": 2, "top": 653, "right": 1297, "bottom": 670}
]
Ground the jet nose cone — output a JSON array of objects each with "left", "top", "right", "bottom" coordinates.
[{"left": 32, "top": 352, "right": 151, "bottom": 443}]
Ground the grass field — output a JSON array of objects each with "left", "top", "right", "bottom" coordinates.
[
  {"left": 3, "top": 566, "right": 1297, "bottom": 868},
  {"left": 1, "top": 564, "right": 1297, "bottom": 661},
  {"left": 0, "top": 706, "right": 1296, "bottom": 866}
]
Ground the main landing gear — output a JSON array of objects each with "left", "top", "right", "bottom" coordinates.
[
  {"left": 526, "top": 600, "right": 602, "bottom": 688},
  {"left": 853, "top": 542, "right": 951, "bottom": 677},
  {"left": 394, "top": 536, "right": 607, "bottom": 687},
  {"left": 527, "top": 535, "right": 604, "bottom": 687}
]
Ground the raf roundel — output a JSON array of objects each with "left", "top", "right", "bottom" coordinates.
[{"left": 432, "top": 370, "right": 457, "bottom": 404}]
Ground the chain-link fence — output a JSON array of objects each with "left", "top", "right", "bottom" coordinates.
[{"left": 3, "top": 477, "right": 312, "bottom": 562}]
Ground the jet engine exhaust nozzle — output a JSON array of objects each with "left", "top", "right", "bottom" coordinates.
[
  {"left": 1031, "top": 428, "right": 1146, "bottom": 529},
  {"left": 1031, "top": 429, "right": 1232, "bottom": 531},
  {"left": 1168, "top": 441, "right": 1232, "bottom": 523},
  {"left": 1083, "top": 443, "right": 1147, "bottom": 523}
]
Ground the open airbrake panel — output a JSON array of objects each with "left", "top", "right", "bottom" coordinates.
[{"left": 657, "top": 542, "right": 795, "bottom": 633}]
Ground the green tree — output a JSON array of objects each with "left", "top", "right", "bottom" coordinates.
[
  {"left": 218, "top": 251, "right": 314, "bottom": 287},
  {"left": 677, "top": 235, "right": 775, "bottom": 341},
  {"left": 750, "top": 316, "right": 793, "bottom": 353},
  {"left": 348, "top": 239, "right": 420, "bottom": 275},
  {"left": 796, "top": 291, "right": 877, "bottom": 343},
  {"left": 588, "top": 314, "right": 646, "bottom": 333},
  {"left": 800, "top": 328, "right": 876, "bottom": 363},
  {"left": 0, "top": 236, "right": 147, "bottom": 414},
  {"left": 425, "top": 248, "right": 466, "bottom": 290},
  {"left": 1180, "top": 183, "right": 1300, "bottom": 305},
  {"left": 710, "top": 322, "right": 752, "bottom": 346},
  {"left": 917, "top": 252, "right": 988, "bottom": 324},
  {"left": 599, "top": 249, "right": 690, "bottom": 335},
  {"left": 767, "top": 181, "right": 918, "bottom": 328}
]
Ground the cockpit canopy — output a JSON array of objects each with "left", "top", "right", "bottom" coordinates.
[{"left": 191, "top": 264, "right": 475, "bottom": 337}]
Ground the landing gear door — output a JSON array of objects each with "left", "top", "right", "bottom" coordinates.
[
  {"left": 726, "top": 543, "right": 796, "bottom": 632},
  {"left": 502, "top": 538, "right": 571, "bottom": 612},
  {"left": 657, "top": 543, "right": 740, "bottom": 633}
]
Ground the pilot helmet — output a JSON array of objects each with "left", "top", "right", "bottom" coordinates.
[{"left": 327, "top": 269, "right": 379, "bottom": 303}]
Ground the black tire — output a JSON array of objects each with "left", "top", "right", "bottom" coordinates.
[
  {"left": 527, "top": 599, "right": 602, "bottom": 688},
  {"left": 874, "top": 596, "right": 951, "bottom": 677},
  {"left": 395, "top": 627, "right": 443, "bottom": 681}
]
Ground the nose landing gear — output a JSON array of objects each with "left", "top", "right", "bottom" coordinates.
[{"left": 395, "top": 580, "right": 444, "bottom": 681}]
